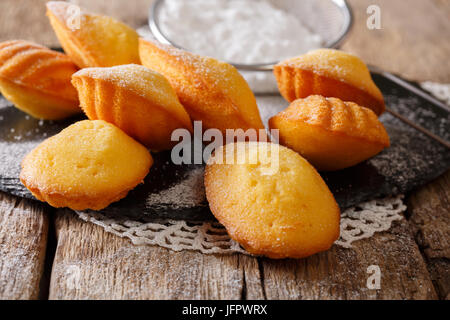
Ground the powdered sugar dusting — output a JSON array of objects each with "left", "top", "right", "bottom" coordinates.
[
  {"left": 368, "top": 91, "right": 450, "bottom": 193},
  {"left": 145, "top": 167, "right": 206, "bottom": 210},
  {"left": 421, "top": 82, "right": 450, "bottom": 106},
  {"left": 0, "top": 141, "right": 38, "bottom": 179},
  {"left": 381, "top": 93, "right": 450, "bottom": 138},
  {"left": 0, "top": 96, "right": 11, "bottom": 109},
  {"left": 159, "top": 0, "right": 323, "bottom": 65},
  {"left": 155, "top": 0, "right": 324, "bottom": 93},
  {"left": 73, "top": 64, "right": 177, "bottom": 106}
]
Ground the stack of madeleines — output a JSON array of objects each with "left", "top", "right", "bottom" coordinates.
[{"left": 0, "top": 2, "right": 390, "bottom": 259}]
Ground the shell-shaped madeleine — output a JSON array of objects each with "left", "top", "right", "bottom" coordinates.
[
  {"left": 0, "top": 40, "right": 80, "bottom": 120},
  {"left": 269, "top": 95, "right": 390, "bottom": 171},
  {"left": 205, "top": 142, "right": 340, "bottom": 259},
  {"left": 274, "top": 49, "right": 385, "bottom": 115},
  {"left": 20, "top": 120, "right": 152, "bottom": 211},
  {"left": 46, "top": 1, "right": 140, "bottom": 68},
  {"left": 72, "top": 64, "right": 193, "bottom": 151},
  {"left": 139, "top": 39, "right": 265, "bottom": 135}
]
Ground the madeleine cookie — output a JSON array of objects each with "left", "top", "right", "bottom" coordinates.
[
  {"left": 72, "top": 64, "right": 192, "bottom": 151},
  {"left": 0, "top": 40, "right": 80, "bottom": 119},
  {"left": 205, "top": 142, "right": 340, "bottom": 259},
  {"left": 20, "top": 120, "right": 152, "bottom": 210},
  {"left": 139, "top": 39, "right": 265, "bottom": 135},
  {"left": 274, "top": 49, "right": 385, "bottom": 115},
  {"left": 46, "top": 1, "right": 140, "bottom": 68},
  {"left": 269, "top": 95, "right": 390, "bottom": 171}
]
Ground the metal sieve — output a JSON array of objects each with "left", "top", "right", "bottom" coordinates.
[
  {"left": 149, "top": 0, "right": 353, "bottom": 71},
  {"left": 148, "top": 0, "right": 450, "bottom": 149}
]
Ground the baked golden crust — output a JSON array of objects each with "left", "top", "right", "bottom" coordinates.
[
  {"left": 139, "top": 39, "right": 265, "bottom": 134},
  {"left": 0, "top": 40, "right": 80, "bottom": 119},
  {"left": 20, "top": 120, "right": 153, "bottom": 210},
  {"left": 46, "top": 1, "right": 140, "bottom": 68},
  {"left": 72, "top": 64, "right": 192, "bottom": 151},
  {"left": 269, "top": 95, "right": 390, "bottom": 171},
  {"left": 274, "top": 49, "right": 385, "bottom": 115},
  {"left": 205, "top": 142, "right": 340, "bottom": 259}
]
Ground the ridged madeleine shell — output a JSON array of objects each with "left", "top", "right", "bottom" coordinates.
[
  {"left": 72, "top": 64, "right": 193, "bottom": 151},
  {"left": 46, "top": 1, "right": 140, "bottom": 68},
  {"left": 0, "top": 40, "right": 80, "bottom": 119},
  {"left": 139, "top": 39, "right": 265, "bottom": 135},
  {"left": 269, "top": 95, "right": 390, "bottom": 171},
  {"left": 274, "top": 49, "right": 385, "bottom": 115}
]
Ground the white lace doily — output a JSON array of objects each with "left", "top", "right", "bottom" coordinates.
[
  {"left": 75, "top": 195, "right": 406, "bottom": 254},
  {"left": 73, "top": 81, "right": 448, "bottom": 255}
]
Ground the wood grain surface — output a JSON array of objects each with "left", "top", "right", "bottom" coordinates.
[
  {"left": 0, "top": 192, "right": 49, "bottom": 299},
  {"left": 49, "top": 209, "right": 265, "bottom": 300},
  {"left": 407, "top": 171, "right": 450, "bottom": 300},
  {"left": 261, "top": 217, "right": 438, "bottom": 299},
  {"left": 0, "top": 0, "right": 448, "bottom": 300},
  {"left": 48, "top": 210, "right": 438, "bottom": 300}
]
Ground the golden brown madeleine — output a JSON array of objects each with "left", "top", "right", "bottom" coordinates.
[
  {"left": 274, "top": 49, "right": 385, "bottom": 115},
  {"left": 46, "top": 1, "right": 140, "bottom": 68},
  {"left": 72, "top": 64, "right": 193, "bottom": 151},
  {"left": 139, "top": 39, "right": 265, "bottom": 135},
  {"left": 0, "top": 40, "right": 80, "bottom": 120},
  {"left": 269, "top": 95, "right": 390, "bottom": 171},
  {"left": 20, "top": 120, "right": 153, "bottom": 211},
  {"left": 205, "top": 142, "right": 340, "bottom": 259}
]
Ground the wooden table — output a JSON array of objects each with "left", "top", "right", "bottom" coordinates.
[{"left": 0, "top": 0, "right": 448, "bottom": 300}]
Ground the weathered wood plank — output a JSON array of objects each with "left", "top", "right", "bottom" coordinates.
[
  {"left": 49, "top": 210, "right": 438, "bottom": 300},
  {"left": 407, "top": 170, "right": 450, "bottom": 299},
  {"left": 260, "top": 218, "right": 438, "bottom": 299},
  {"left": 0, "top": 192, "right": 49, "bottom": 300},
  {"left": 49, "top": 210, "right": 264, "bottom": 300}
]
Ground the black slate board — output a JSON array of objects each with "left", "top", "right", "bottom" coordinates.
[{"left": 0, "top": 72, "right": 449, "bottom": 221}]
